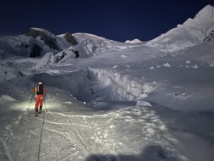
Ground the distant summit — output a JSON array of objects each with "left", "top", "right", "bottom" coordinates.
[
  {"left": 24, "top": 28, "right": 61, "bottom": 50},
  {"left": 125, "top": 39, "right": 142, "bottom": 44}
]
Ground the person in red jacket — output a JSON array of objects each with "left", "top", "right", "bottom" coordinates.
[{"left": 32, "top": 81, "right": 46, "bottom": 116}]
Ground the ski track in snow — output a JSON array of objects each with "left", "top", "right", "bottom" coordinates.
[
  {"left": 0, "top": 139, "right": 13, "bottom": 161},
  {"left": 0, "top": 91, "right": 187, "bottom": 161},
  {"left": 39, "top": 94, "right": 187, "bottom": 161}
]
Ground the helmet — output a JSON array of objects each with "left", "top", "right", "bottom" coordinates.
[{"left": 38, "top": 81, "right": 42, "bottom": 84}]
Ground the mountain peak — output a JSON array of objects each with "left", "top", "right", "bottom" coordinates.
[
  {"left": 196, "top": 4, "right": 214, "bottom": 18},
  {"left": 146, "top": 5, "right": 214, "bottom": 52},
  {"left": 184, "top": 5, "right": 214, "bottom": 26},
  {"left": 24, "top": 28, "right": 61, "bottom": 50},
  {"left": 25, "top": 27, "right": 56, "bottom": 38}
]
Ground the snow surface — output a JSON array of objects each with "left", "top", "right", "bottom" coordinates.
[{"left": 0, "top": 5, "right": 214, "bottom": 161}]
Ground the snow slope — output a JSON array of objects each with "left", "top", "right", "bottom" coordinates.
[
  {"left": 146, "top": 5, "right": 214, "bottom": 52},
  {"left": 0, "top": 5, "right": 214, "bottom": 161}
]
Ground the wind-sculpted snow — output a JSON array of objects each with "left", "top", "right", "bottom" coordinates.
[
  {"left": 72, "top": 33, "right": 146, "bottom": 57},
  {"left": 89, "top": 68, "right": 157, "bottom": 101},
  {"left": 44, "top": 37, "right": 214, "bottom": 112}
]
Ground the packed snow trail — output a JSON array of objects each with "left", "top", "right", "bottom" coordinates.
[
  {"left": 40, "top": 95, "right": 185, "bottom": 161},
  {"left": 0, "top": 102, "right": 46, "bottom": 161},
  {"left": 0, "top": 85, "right": 188, "bottom": 161}
]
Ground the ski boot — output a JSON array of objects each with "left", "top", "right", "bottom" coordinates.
[
  {"left": 39, "top": 106, "right": 42, "bottom": 114},
  {"left": 35, "top": 109, "right": 38, "bottom": 117}
]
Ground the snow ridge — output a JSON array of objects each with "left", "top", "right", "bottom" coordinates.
[{"left": 146, "top": 5, "right": 214, "bottom": 52}]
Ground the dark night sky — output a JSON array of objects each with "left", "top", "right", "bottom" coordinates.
[{"left": 0, "top": 0, "right": 213, "bottom": 42}]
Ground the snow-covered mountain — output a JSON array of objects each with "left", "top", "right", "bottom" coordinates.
[
  {"left": 0, "top": 5, "right": 214, "bottom": 161},
  {"left": 146, "top": 5, "right": 214, "bottom": 52},
  {"left": 0, "top": 28, "right": 78, "bottom": 58}
]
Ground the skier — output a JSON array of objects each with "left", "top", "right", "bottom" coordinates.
[{"left": 32, "top": 81, "right": 46, "bottom": 116}]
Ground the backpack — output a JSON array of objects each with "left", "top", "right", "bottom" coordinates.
[{"left": 36, "top": 84, "right": 44, "bottom": 94}]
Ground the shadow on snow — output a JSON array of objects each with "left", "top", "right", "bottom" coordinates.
[{"left": 85, "top": 144, "right": 180, "bottom": 161}]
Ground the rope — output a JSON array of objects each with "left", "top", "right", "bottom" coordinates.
[
  {"left": 30, "top": 93, "right": 47, "bottom": 160},
  {"left": 35, "top": 96, "right": 47, "bottom": 161},
  {"left": 27, "top": 104, "right": 46, "bottom": 161},
  {"left": 37, "top": 106, "right": 46, "bottom": 161}
]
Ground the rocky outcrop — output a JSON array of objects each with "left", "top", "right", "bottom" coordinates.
[
  {"left": 24, "top": 28, "right": 61, "bottom": 50},
  {"left": 203, "top": 29, "right": 214, "bottom": 41},
  {"left": 29, "top": 44, "right": 42, "bottom": 57},
  {"left": 63, "top": 33, "right": 78, "bottom": 45}
]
